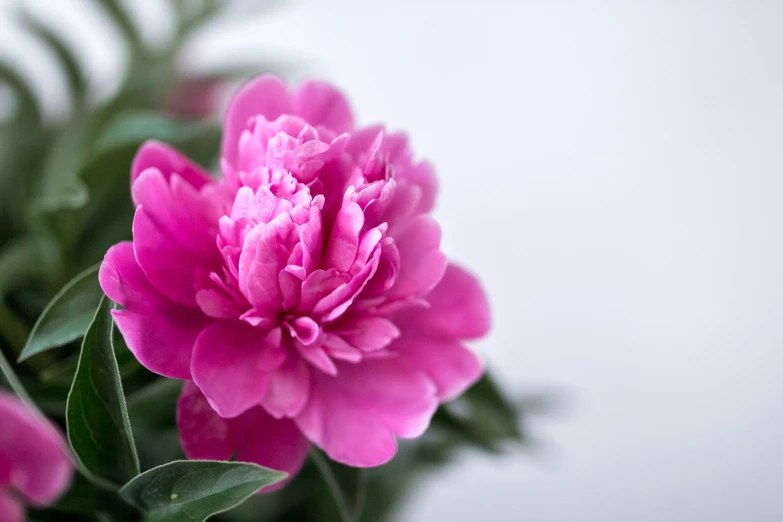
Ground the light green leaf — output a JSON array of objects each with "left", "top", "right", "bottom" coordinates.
[
  {"left": 66, "top": 296, "right": 139, "bottom": 488},
  {"left": 119, "top": 460, "right": 287, "bottom": 521},
  {"left": 18, "top": 264, "right": 102, "bottom": 362}
]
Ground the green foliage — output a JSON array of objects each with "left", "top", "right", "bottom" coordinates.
[
  {"left": 120, "top": 460, "right": 287, "bottom": 521},
  {"left": 19, "top": 264, "right": 102, "bottom": 362},
  {"left": 66, "top": 296, "right": 140, "bottom": 488}
]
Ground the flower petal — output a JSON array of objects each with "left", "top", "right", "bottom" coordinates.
[
  {"left": 113, "top": 308, "right": 207, "bottom": 380},
  {"left": 388, "top": 214, "right": 447, "bottom": 299},
  {"left": 393, "top": 335, "right": 482, "bottom": 401},
  {"left": 293, "top": 79, "right": 355, "bottom": 134},
  {"left": 396, "top": 263, "right": 491, "bottom": 340},
  {"left": 295, "top": 359, "right": 437, "bottom": 467},
  {"left": 100, "top": 241, "right": 170, "bottom": 311},
  {"left": 0, "top": 489, "right": 24, "bottom": 522},
  {"left": 132, "top": 207, "right": 202, "bottom": 307},
  {"left": 232, "top": 407, "right": 310, "bottom": 492},
  {"left": 261, "top": 355, "right": 311, "bottom": 419},
  {"left": 223, "top": 75, "right": 293, "bottom": 167},
  {"left": 177, "top": 382, "right": 234, "bottom": 461},
  {"left": 191, "top": 322, "right": 284, "bottom": 418},
  {"left": 0, "top": 392, "right": 72, "bottom": 506},
  {"left": 131, "top": 140, "right": 212, "bottom": 191}
]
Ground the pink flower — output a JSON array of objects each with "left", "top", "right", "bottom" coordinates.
[
  {"left": 0, "top": 392, "right": 73, "bottom": 522},
  {"left": 100, "top": 75, "right": 490, "bottom": 480}
]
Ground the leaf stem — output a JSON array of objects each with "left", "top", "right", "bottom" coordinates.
[{"left": 310, "top": 449, "right": 354, "bottom": 522}]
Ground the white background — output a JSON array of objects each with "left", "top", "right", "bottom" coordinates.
[{"left": 2, "top": 1, "right": 783, "bottom": 521}]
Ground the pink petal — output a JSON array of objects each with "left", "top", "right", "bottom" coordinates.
[
  {"left": 261, "top": 355, "right": 311, "bottom": 419},
  {"left": 100, "top": 241, "right": 170, "bottom": 311},
  {"left": 223, "top": 75, "right": 293, "bottom": 168},
  {"left": 238, "top": 214, "right": 296, "bottom": 311},
  {"left": 396, "top": 263, "right": 491, "bottom": 340},
  {"left": 324, "top": 202, "right": 364, "bottom": 273},
  {"left": 293, "top": 79, "right": 355, "bottom": 134},
  {"left": 0, "top": 392, "right": 72, "bottom": 506},
  {"left": 191, "top": 322, "right": 284, "bottom": 418},
  {"left": 177, "top": 381, "right": 234, "bottom": 461},
  {"left": 0, "top": 489, "right": 24, "bottom": 522},
  {"left": 132, "top": 207, "right": 201, "bottom": 307},
  {"left": 392, "top": 335, "right": 482, "bottom": 401},
  {"left": 132, "top": 170, "right": 224, "bottom": 258},
  {"left": 131, "top": 140, "right": 212, "bottom": 190},
  {"left": 113, "top": 308, "right": 207, "bottom": 380},
  {"left": 331, "top": 316, "right": 400, "bottom": 352},
  {"left": 388, "top": 214, "right": 447, "bottom": 299},
  {"left": 231, "top": 407, "right": 311, "bottom": 492},
  {"left": 294, "top": 359, "right": 437, "bottom": 467}
]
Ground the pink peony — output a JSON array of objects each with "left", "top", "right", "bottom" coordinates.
[
  {"left": 0, "top": 391, "right": 73, "bottom": 522},
  {"left": 99, "top": 75, "right": 490, "bottom": 480}
]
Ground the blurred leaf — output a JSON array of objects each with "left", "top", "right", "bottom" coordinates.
[
  {"left": 19, "top": 13, "right": 87, "bottom": 106},
  {"left": 0, "top": 239, "right": 40, "bottom": 294},
  {"left": 0, "top": 343, "right": 38, "bottom": 410},
  {"left": 0, "top": 61, "right": 42, "bottom": 124},
  {"left": 120, "top": 460, "right": 287, "bottom": 521},
  {"left": 94, "top": 0, "right": 142, "bottom": 48},
  {"left": 19, "top": 264, "right": 102, "bottom": 362},
  {"left": 29, "top": 472, "right": 136, "bottom": 521},
  {"left": 430, "top": 372, "right": 525, "bottom": 454},
  {"left": 93, "top": 112, "right": 221, "bottom": 163},
  {"left": 66, "top": 296, "right": 139, "bottom": 488}
]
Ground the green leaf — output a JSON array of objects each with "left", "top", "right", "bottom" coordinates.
[
  {"left": 66, "top": 296, "right": 140, "bottom": 488},
  {"left": 119, "top": 460, "right": 287, "bottom": 521},
  {"left": 18, "top": 264, "right": 102, "bottom": 362}
]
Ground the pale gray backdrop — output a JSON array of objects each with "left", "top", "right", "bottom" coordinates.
[{"left": 1, "top": 1, "right": 782, "bottom": 521}]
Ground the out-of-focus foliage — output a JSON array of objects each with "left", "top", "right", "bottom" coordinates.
[{"left": 0, "top": 1, "right": 547, "bottom": 520}]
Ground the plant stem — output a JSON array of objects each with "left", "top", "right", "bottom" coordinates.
[{"left": 310, "top": 449, "right": 354, "bottom": 522}]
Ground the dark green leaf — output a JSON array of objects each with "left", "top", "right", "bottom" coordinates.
[
  {"left": 19, "top": 264, "right": 102, "bottom": 362},
  {"left": 120, "top": 460, "right": 287, "bottom": 521},
  {"left": 66, "top": 296, "right": 139, "bottom": 488}
]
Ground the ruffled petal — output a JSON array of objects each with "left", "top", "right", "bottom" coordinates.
[
  {"left": 113, "top": 308, "right": 207, "bottom": 380},
  {"left": 0, "top": 392, "right": 72, "bottom": 506},
  {"left": 177, "top": 381, "right": 234, "bottom": 460},
  {"left": 223, "top": 75, "right": 293, "bottom": 168},
  {"left": 293, "top": 79, "right": 355, "bottom": 134},
  {"left": 295, "top": 359, "right": 437, "bottom": 467},
  {"left": 131, "top": 140, "right": 212, "bottom": 193},
  {"left": 395, "top": 263, "right": 491, "bottom": 340},
  {"left": 191, "top": 322, "right": 284, "bottom": 418}
]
